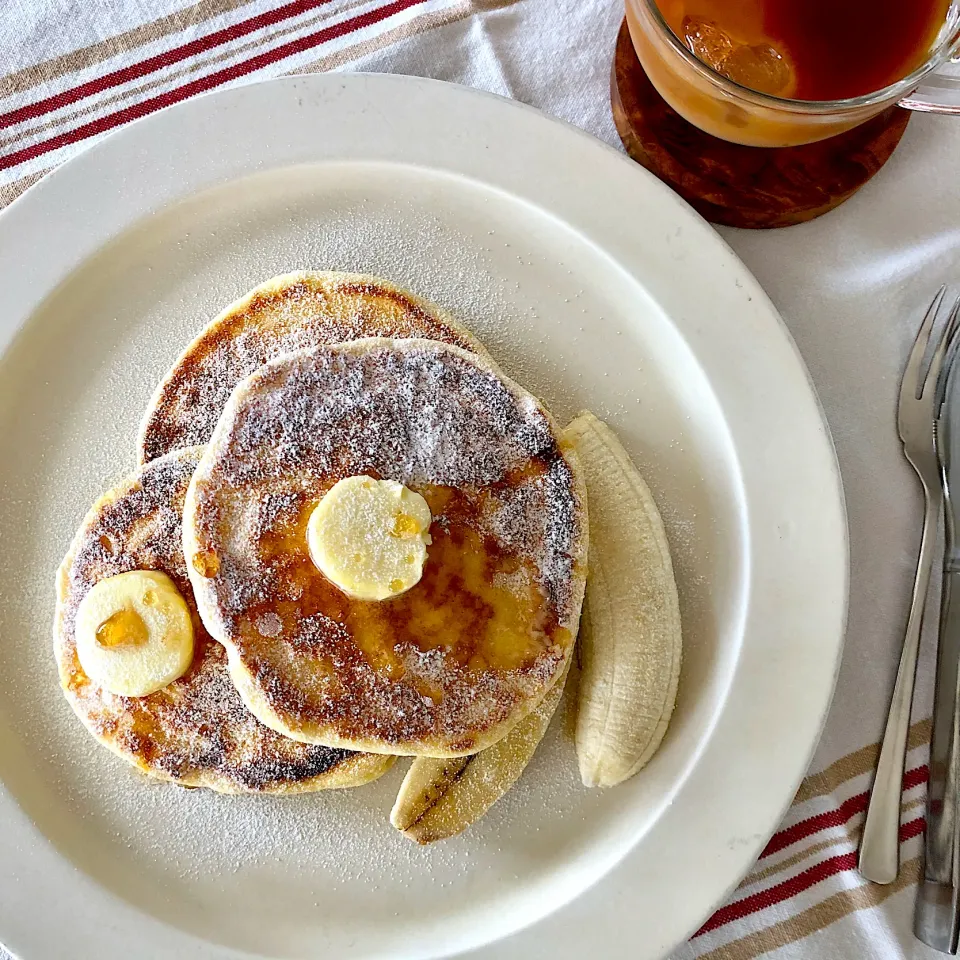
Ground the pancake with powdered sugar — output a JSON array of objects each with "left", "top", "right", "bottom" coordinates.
[
  {"left": 54, "top": 446, "right": 394, "bottom": 793},
  {"left": 138, "top": 272, "right": 490, "bottom": 464},
  {"left": 183, "top": 339, "right": 588, "bottom": 758}
]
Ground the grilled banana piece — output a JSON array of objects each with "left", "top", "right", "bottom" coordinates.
[{"left": 391, "top": 665, "right": 570, "bottom": 843}]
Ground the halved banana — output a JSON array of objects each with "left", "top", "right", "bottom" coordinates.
[
  {"left": 391, "top": 663, "right": 570, "bottom": 843},
  {"left": 75, "top": 570, "right": 194, "bottom": 697},
  {"left": 564, "top": 411, "right": 681, "bottom": 789}
]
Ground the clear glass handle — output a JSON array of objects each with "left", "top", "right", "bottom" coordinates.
[{"left": 901, "top": 57, "right": 960, "bottom": 114}]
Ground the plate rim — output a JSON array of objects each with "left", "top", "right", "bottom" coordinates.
[{"left": 0, "top": 72, "right": 849, "bottom": 960}]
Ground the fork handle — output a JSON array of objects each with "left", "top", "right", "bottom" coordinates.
[{"left": 859, "top": 485, "right": 941, "bottom": 884}]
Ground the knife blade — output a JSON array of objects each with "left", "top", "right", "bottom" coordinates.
[{"left": 916, "top": 329, "right": 960, "bottom": 953}]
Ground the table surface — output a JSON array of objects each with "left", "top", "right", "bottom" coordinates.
[{"left": 1, "top": 0, "right": 957, "bottom": 957}]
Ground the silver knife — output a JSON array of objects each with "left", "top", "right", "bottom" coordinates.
[{"left": 916, "top": 322, "right": 960, "bottom": 953}]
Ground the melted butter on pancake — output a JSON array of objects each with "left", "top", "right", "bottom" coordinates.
[{"left": 241, "top": 481, "right": 557, "bottom": 691}]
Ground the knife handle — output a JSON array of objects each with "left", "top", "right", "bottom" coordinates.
[{"left": 915, "top": 565, "right": 960, "bottom": 953}]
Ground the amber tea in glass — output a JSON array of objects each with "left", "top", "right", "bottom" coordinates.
[
  {"left": 625, "top": 0, "right": 960, "bottom": 145},
  {"left": 658, "top": 0, "right": 949, "bottom": 100}
]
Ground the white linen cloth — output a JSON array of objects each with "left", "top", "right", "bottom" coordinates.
[{"left": 2, "top": 0, "right": 959, "bottom": 956}]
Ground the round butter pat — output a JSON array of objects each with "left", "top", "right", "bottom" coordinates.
[
  {"left": 308, "top": 476, "right": 432, "bottom": 601},
  {"left": 75, "top": 570, "right": 194, "bottom": 697}
]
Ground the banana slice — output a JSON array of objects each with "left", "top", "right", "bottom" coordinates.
[
  {"left": 391, "top": 663, "right": 570, "bottom": 843},
  {"left": 307, "top": 475, "right": 432, "bottom": 601},
  {"left": 75, "top": 570, "right": 194, "bottom": 697},
  {"left": 563, "top": 411, "right": 681, "bottom": 789}
]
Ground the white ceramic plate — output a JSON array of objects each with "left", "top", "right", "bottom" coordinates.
[{"left": 0, "top": 74, "right": 847, "bottom": 960}]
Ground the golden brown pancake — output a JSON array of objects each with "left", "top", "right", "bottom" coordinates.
[
  {"left": 138, "top": 272, "right": 490, "bottom": 464},
  {"left": 54, "top": 447, "right": 393, "bottom": 793},
  {"left": 184, "top": 339, "right": 589, "bottom": 758}
]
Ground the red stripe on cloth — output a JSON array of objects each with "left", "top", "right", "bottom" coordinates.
[
  {"left": 761, "top": 764, "right": 928, "bottom": 859},
  {"left": 695, "top": 817, "right": 926, "bottom": 938},
  {"left": 0, "top": 0, "right": 426, "bottom": 172},
  {"left": 0, "top": 0, "right": 338, "bottom": 130}
]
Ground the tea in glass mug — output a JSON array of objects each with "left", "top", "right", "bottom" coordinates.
[{"left": 625, "top": 0, "right": 960, "bottom": 146}]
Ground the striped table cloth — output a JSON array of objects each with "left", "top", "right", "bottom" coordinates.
[{"left": 2, "top": 1, "right": 959, "bottom": 958}]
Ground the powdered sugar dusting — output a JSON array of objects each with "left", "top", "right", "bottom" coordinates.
[
  {"left": 55, "top": 446, "right": 381, "bottom": 793},
  {"left": 188, "top": 340, "right": 587, "bottom": 753},
  {"left": 0, "top": 163, "right": 715, "bottom": 947},
  {"left": 140, "top": 273, "right": 489, "bottom": 463}
]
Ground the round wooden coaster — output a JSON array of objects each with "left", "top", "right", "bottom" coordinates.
[{"left": 610, "top": 20, "right": 911, "bottom": 229}]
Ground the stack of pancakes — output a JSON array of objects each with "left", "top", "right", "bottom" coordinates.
[{"left": 54, "top": 273, "right": 588, "bottom": 815}]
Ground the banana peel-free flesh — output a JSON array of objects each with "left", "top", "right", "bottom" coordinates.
[{"left": 564, "top": 411, "right": 682, "bottom": 789}]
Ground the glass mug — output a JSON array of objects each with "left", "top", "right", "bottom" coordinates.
[{"left": 624, "top": 0, "right": 960, "bottom": 147}]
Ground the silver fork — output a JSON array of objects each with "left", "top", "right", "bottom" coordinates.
[{"left": 860, "top": 287, "right": 960, "bottom": 885}]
